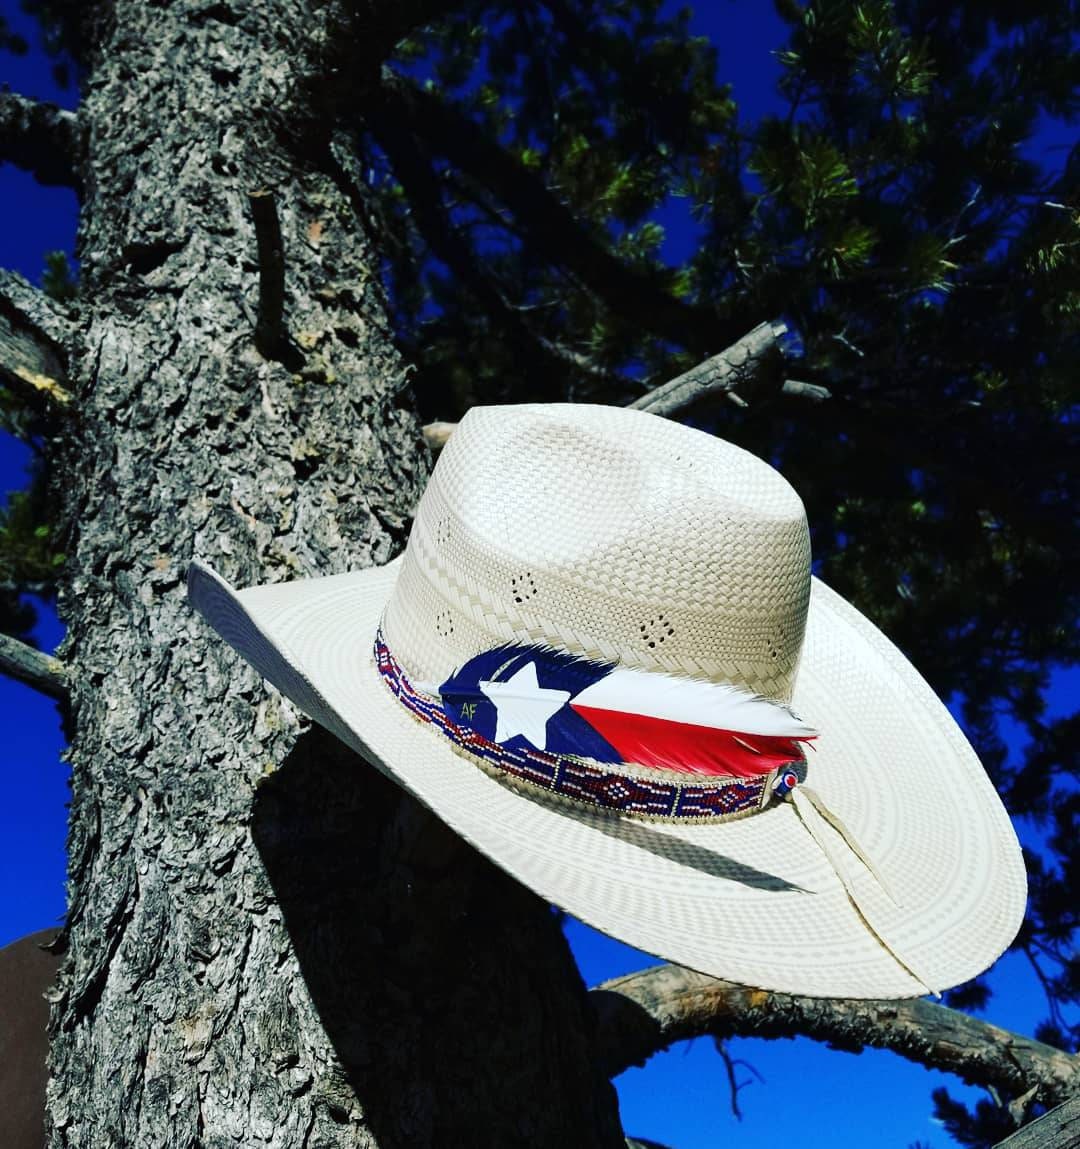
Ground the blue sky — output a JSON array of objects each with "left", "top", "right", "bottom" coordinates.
[{"left": 0, "top": 2, "right": 1072, "bottom": 1145}]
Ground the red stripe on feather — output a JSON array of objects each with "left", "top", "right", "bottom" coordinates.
[{"left": 570, "top": 703, "right": 811, "bottom": 779}]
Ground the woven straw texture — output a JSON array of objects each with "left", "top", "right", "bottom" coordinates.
[{"left": 189, "top": 403, "right": 1026, "bottom": 999}]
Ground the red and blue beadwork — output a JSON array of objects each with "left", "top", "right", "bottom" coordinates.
[{"left": 375, "top": 631, "right": 805, "bottom": 822}]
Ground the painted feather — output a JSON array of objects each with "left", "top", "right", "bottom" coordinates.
[{"left": 430, "top": 644, "right": 816, "bottom": 779}]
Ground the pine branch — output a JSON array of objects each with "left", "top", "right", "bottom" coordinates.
[
  {"left": 541, "top": 0, "right": 698, "bottom": 146},
  {"left": 372, "top": 68, "right": 740, "bottom": 353},
  {"left": 420, "top": 320, "right": 824, "bottom": 449},
  {"left": 0, "top": 270, "right": 75, "bottom": 417},
  {"left": 365, "top": 101, "right": 624, "bottom": 387},
  {"left": 0, "top": 92, "right": 80, "bottom": 188},
  {"left": 0, "top": 630, "right": 68, "bottom": 702},
  {"left": 590, "top": 965, "right": 1080, "bottom": 1110}
]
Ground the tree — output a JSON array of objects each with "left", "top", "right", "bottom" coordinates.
[{"left": 0, "top": 1, "right": 1076, "bottom": 1146}]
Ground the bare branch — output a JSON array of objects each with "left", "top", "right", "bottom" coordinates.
[
  {"left": 0, "top": 270, "right": 74, "bottom": 348},
  {"left": 422, "top": 421, "right": 457, "bottom": 453},
  {"left": 419, "top": 319, "right": 825, "bottom": 451},
  {"left": 590, "top": 965, "right": 1080, "bottom": 1110},
  {"left": 995, "top": 1095, "right": 1080, "bottom": 1148},
  {"left": 529, "top": 331, "right": 624, "bottom": 385},
  {"left": 630, "top": 320, "right": 787, "bottom": 416},
  {"left": 0, "top": 92, "right": 80, "bottom": 188},
  {"left": 0, "top": 631, "right": 68, "bottom": 703},
  {"left": 0, "top": 270, "right": 75, "bottom": 416},
  {"left": 781, "top": 378, "right": 832, "bottom": 402},
  {"left": 715, "top": 1040, "right": 745, "bottom": 1120}
]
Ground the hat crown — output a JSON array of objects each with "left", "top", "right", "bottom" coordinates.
[{"left": 383, "top": 404, "right": 811, "bottom": 701}]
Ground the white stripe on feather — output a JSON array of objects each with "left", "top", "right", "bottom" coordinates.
[{"left": 571, "top": 665, "right": 816, "bottom": 738}]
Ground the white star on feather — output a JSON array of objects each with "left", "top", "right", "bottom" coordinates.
[{"left": 479, "top": 661, "right": 571, "bottom": 749}]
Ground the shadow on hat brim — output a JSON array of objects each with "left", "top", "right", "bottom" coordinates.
[{"left": 187, "top": 558, "right": 1026, "bottom": 1000}]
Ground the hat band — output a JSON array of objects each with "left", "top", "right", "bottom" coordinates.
[
  {"left": 374, "top": 629, "right": 941, "bottom": 992},
  {"left": 375, "top": 630, "right": 789, "bottom": 823}
]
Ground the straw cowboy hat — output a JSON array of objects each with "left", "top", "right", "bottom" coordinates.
[{"left": 188, "top": 403, "right": 1026, "bottom": 999}]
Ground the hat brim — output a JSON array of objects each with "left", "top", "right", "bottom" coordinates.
[{"left": 187, "top": 557, "right": 1026, "bottom": 999}]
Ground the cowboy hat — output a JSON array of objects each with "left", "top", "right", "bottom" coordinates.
[{"left": 187, "top": 403, "right": 1026, "bottom": 999}]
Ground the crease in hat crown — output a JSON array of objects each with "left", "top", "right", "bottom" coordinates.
[{"left": 381, "top": 404, "right": 813, "bottom": 705}]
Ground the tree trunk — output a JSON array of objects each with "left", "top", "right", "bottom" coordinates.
[{"left": 46, "top": 2, "right": 624, "bottom": 1145}]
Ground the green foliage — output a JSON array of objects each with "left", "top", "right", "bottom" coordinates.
[
  {"left": 0, "top": 235, "right": 72, "bottom": 636},
  {"left": 847, "top": 1, "right": 934, "bottom": 98},
  {"left": 749, "top": 127, "right": 859, "bottom": 228},
  {"left": 0, "top": 464, "right": 62, "bottom": 641},
  {"left": 371, "top": 1, "right": 736, "bottom": 410},
  {"left": 41, "top": 250, "right": 77, "bottom": 302},
  {"left": 930, "top": 1087, "right": 1018, "bottom": 1147},
  {"left": 0, "top": 483, "right": 63, "bottom": 590}
]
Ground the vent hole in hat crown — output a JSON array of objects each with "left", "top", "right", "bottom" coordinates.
[
  {"left": 435, "top": 610, "right": 455, "bottom": 637},
  {"left": 511, "top": 572, "right": 537, "bottom": 603},
  {"left": 640, "top": 614, "right": 677, "bottom": 649},
  {"left": 435, "top": 517, "right": 452, "bottom": 547},
  {"left": 769, "top": 625, "right": 786, "bottom": 660}
]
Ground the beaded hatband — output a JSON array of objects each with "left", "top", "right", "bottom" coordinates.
[{"left": 376, "top": 630, "right": 800, "bottom": 823}]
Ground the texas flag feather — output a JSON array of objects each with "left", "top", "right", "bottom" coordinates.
[{"left": 428, "top": 644, "right": 816, "bottom": 779}]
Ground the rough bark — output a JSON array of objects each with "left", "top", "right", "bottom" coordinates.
[
  {"left": 0, "top": 270, "right": 74, "bottom": 352},
  {"left": 995, "top": 1096, "right": 1080, "bottom": 1148},
  {"left": 46, "top": 2, "right": 622, "bottom": 1146},
  {"left": 592, "top": 965, "right": 1080, "bottom": 1110}
]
